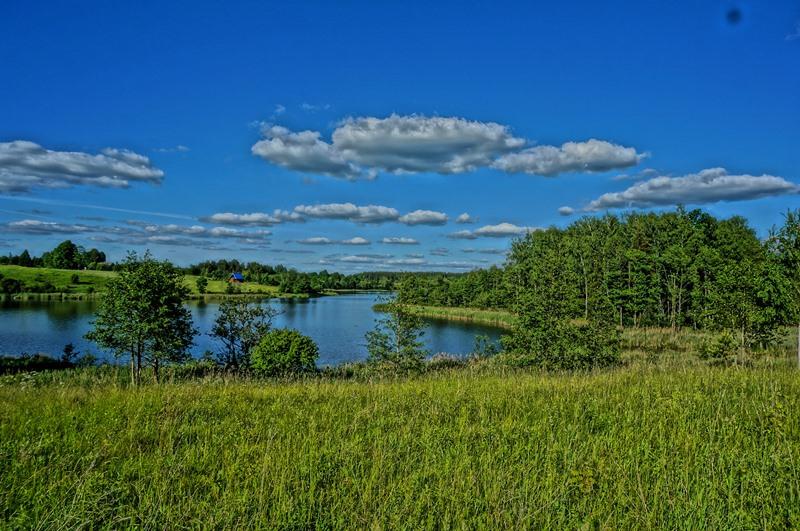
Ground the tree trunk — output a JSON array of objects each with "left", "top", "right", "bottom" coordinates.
[
  {"left": 154, "top": 358, "right": 160, "bottom": 384},
  {"left": 130, "top": 351, "right": 136, "bottom": 386}
]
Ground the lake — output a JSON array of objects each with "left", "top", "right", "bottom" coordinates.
[{"left": 0, "top": 293, "right": 502, "bottom": 366}]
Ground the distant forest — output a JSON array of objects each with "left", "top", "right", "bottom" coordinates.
[{"left": 397, "top": 208, "right": 800, "bottom": 345}]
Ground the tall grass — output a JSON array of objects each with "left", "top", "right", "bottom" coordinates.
[{"left": 2, "top": 359, "right": 799, "bottom": 528}]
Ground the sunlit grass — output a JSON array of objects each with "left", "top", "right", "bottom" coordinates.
[{"left": 1, "top": 355, "right": 799, "bottom": 528}]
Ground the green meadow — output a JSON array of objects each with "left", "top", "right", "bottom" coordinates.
[
  {"left": 1, "top": 346, "right": 799, "bottom": 529},
  {"left": 0, "top": 265, "right": 284, "bottom": 298}
]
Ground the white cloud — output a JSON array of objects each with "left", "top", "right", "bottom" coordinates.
[
  {"left": 0, "top": 140, "right": 164, "bottom": 193},
  {"left": 398, "top": 209, "right": 448, "bottom": 226},
  {"left": 585, "top": 168, "right": 798, "bottom": 211},
  {"left": 558, "top": 206, "right": 575, "bottom": 216},
  {"left": 341, "top": 237, "right": 370, "bottom": 245},
  {"left": 448, "top": 230, "right": 479, "bottom": 240},
  {"left": 251, "top": 115, "right": 644, "bottom": 180},
  {"left": 381, "top": 237, "right": 419, "bottom": 245},
  {"left": 293, "top": 202, "right": 400, "bottom": 223},
  {"left": 450, "top": 222, "right": 537, "bottom": 239},
  {"left": 474, "top": 223, "right": 536, "bottom": 237},
  {"left": 251, "top": 125, "right": 361, "bottom": 179},
  {"left": 331, "top": 114, "right": 524, "bottom": 174},
  {"left": 297, "top": 236, "right": 370, "bottom": 245},
  {"left": 297, "top": 237, "right": 334, "bottom": 245},
  {"left": 455, "top": 212, "right": 476, "bottom": 224},
  {"left": 430, "top": 247, "right": 450, "bottom": 256},
  {"left": 201, "top": 210, "right": 303, "bottom": 226},
  {"left": 154, "top": 145, "right": 190, "bottom": 153},
  {"left": 493, "top": 139, "right": 643, "bottom": 176}
]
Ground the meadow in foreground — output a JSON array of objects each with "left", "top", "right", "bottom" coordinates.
[{"left": 1, "top": 352, "right": 799, "bottom": 529}]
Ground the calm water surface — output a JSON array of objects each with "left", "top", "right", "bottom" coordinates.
[{"left": 0, "top": 293, "right": 502, "bottom": 366}]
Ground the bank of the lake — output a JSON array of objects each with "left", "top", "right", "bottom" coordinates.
[
  {"left": 2, "top": 362, "right": 799, "bottom": 529},
  {"left": 377, "top": 303, "right": 515, "bottom": 329}
]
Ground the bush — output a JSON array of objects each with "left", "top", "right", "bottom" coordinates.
[
  {"left": 70, "top": 274, "right": 80, "bottom": 284},
  {"left": 699, "top": 330, "right": 739, "bottom": 363},
  {"left": 251, "top": 329, "right": 319, "bottom": 376},
  {"left": 503, "top": 320, "right": 621, "bottom": 371}
]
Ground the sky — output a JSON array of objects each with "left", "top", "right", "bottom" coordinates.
[{"left": 1, "top": 0, "right": 799, "bottom": 272}]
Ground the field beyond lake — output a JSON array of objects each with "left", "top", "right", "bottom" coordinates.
[{"left": 2, "top": 364, "right": 799, "bottom": 529}]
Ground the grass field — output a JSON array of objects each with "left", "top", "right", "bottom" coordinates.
[
  {"left": 0, "top": 266, "right": 286, "bottom": 299},
  {"left": 1, "top": 359, "right": 799, "bottom": 529}
]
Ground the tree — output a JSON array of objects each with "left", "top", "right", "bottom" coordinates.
[
  {"left": 767, "top": 210, "right": 800, "bottom": 366},
  {"left": 17, "top": 250, "right": 33, "bottom": 267},
  {"left": 86, "top": 252, "right": 196, "bottom": 385},
  {"left": 251, "top": 329, "right": 319, "bottom": 376},
  {"left": 210, "top": 299, "right": 278, "bottom": 368},
  {"left": 196, "top": 276, "right": 208, "bottom": 294},
  {"left": 42, "top": 240, "right": 83, "bottom": 269},
  {"left": 502, "top": 228, "right": 620, "bottom": 370},
  {"left": 366, "top": 301, "right": 428, "bottom": 371}
]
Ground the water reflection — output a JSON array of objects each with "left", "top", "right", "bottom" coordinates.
[{"left": 0, "top": 294, "right": 502, "bottom": 366}]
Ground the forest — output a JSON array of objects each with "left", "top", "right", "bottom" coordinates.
[{"left": 397, "top": 208, "right": 800, "bottom": 352}]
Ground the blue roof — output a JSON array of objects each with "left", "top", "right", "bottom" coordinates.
[{"left": 230, "top": 272, "right": 244, "bottom": 280}]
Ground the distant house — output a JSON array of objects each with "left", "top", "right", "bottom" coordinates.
[{"left": 228, "top": 272, "right": 245, "bottom": 283}]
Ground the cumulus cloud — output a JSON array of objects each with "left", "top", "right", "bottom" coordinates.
[
  {"left": 430, "top": 247, "right": 450, "bottom": 256},
  {"left": 558, "top": 206, "right": 575, "bottom": 216},
  {"left": 398, "top": 209, "right": 448, "bottom": 226},
  {"left": 251, "top": 115, "right": 644, "bottom": 180},
  {"left": 584, "top": 168, "right": 799, "bottom": 211},
  {"left": 0, "top": 140, "right": 164, "bottom": 193},
  {"left": 201, "top": 210, "right": 303, "bottom": 226},
  {"left": 455, "top": 212, "right": 476, "bottom": 224},
  {"left": 381, "top": 237, "right": 419, "bottom": 245},
  {"left": 450, "top": 222, "right": 537, "bottom": 239},
  {"left": 293, "top": 202, "right": 400, "bottom": 223},
  {"left": 331, "top": 114, "right": 524, "bottom": 174},
  {"left": 493, "top": 139, "right": 643, "bottom": 176},
  {"left": 474, "top": 223, "right": 536, "bottom": 237},
  {"left": 251, "top": 125, "right": 361, "bottom": 179}
]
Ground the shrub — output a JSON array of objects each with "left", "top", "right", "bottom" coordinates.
[
  {"left": 70, "top": 274, "right": 80, "bottom": 284},
  {"left": 251, "top": 329, "right": 319, "bottom": 376},
  {"left": 502, "top": 320, "right": 621, "bottom": 370},
  {"left": 699, "top": 330, "right": 739, "bottom": 363}
]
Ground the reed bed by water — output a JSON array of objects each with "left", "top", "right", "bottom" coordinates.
[{"left": 2, "top": 358, "right": 799, "bottom": 529}]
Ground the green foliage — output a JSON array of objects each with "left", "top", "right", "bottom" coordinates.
[
  {"left": 472, "top": 334, "right": 500, "bottom": 357},
  {"left": 396, "top": 208, "right": 796, "bottom": 350},
  {"left": 86, "top": 252, "right": 196, "bottom": 384},
  {"left": 70, "top": 273, "right": 80, "bottom": 284},
  {"left": 210, "top": 299, "right": 278, "bottom": 368},
  {"left": 195, "top": 275, "right": 208, "bottom": 294},
  {"left": 250, "top": 329, "right": 319, "bottom": 376},
  {"left": 699, "top": 330, "right": 739, "bottom": 363},
  {"left": 366, "top": 302, "right": 428, "bottom": 371}
]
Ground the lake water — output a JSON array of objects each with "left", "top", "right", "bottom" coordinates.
[{"left": 0, "top": 293, "right": 503, "bottom": 366}]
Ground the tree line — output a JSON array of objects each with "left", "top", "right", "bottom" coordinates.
[
  {"left": 1, "top": 240, "right": 108, "bottom": 270},
  {"left": 398, "top": 208, "right": 800, "bottom": 360}
]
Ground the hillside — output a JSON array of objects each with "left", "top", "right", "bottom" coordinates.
[{"left": 0, "top": 266, "right": 283, "bottom": 298}]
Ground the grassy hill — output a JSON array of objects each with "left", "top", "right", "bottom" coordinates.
[
  {"left": 0, "top": 265, "right": 283, "bottom": 298},
  {"left": 1, "top": 361, "right": 799, "bottom": 528}
]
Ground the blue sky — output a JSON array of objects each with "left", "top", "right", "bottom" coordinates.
[{"left": 1, "top": 0, "right": 799, "bottom": 271}]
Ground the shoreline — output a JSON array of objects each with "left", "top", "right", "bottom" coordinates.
[{"left": 375, "top": 303, "right": 514, "bottom": 330}]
